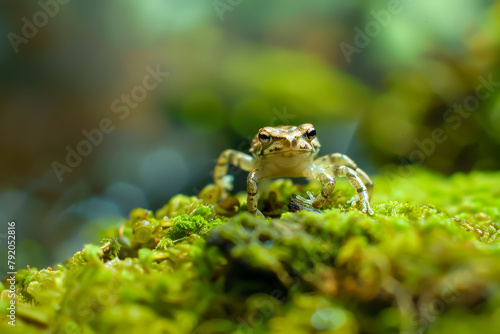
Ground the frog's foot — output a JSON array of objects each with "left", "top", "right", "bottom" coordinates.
[
  {"left": 296, "top": 191, "right": 315, "bottom": 205},
  {"left": 288, "top": 194, "right": 322, "bottom": 213},
  {"left": 348, "top": 195, "right": 374, "bottom": 215},
  {"left": 347, "top": 195, "right": 357, "bottom": 205}
]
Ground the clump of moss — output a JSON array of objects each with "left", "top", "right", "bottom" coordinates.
[
  {"left": 168, "top": 214, "right": 224, "bottom": 240},
  {"left": 1, "top": 168, "right": 500, "bottom": 333},
  {"left": 155, "top": 211, "right": 224, "bottom": 250}
]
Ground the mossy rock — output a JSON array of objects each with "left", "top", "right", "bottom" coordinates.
[{"left": 1, "top": 168, "right": 500, "bottom": 333}]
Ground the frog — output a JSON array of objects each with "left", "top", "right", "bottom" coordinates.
[{"left": 213, "top": 123, "right": 374, "bottom": 217}]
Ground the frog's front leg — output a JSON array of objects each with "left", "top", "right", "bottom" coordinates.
[
  {"left": 314, "top": 153, "right": 374, "bottom": 201},
  {"left": 332, "top": 165, "right": 374, "bottom": 215},
  {"left": 214, "top": 149, "right": 256, "bottom": 200},
  {"left": 247, "top": 168, "right": 264, "bottom": 218},
  {"left": 309, "top": 169, "right": 336, "bottom": 210}
]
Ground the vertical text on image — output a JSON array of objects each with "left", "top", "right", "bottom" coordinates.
[{"left": 6, "top": 221, "right": 17, "bottom": 326}]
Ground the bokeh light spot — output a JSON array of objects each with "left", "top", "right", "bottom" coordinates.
[
  {"left": 310, "top": 307, "right": 347, "bottom": 330},
  {"left": 139, "top": 148, "right": 188, "bottom": 198}
]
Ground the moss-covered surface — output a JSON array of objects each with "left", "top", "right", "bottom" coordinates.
[{"left": 1, "top": 168, "right": 500, "bottom": 333}]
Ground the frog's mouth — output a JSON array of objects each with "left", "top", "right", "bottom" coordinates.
[{"left": 266, "top": 149, "right": 313, "bottom": 157}]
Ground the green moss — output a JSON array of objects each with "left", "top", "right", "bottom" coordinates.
[
  {"left": 155, "top": 237, "right": 174, "bottom": 251},
  {"left": 169, "top": 214, "right": 224, "bottom": 240},
  {"left": 1, "top": 168, "right": 500, "bottom": 333}
]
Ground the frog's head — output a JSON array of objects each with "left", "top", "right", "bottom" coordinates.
[{"left": 250, "top": 123, "right": 320, "bottom": 158}]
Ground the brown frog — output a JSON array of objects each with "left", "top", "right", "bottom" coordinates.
[{"left": 213, "top": 123, "right": 374, "bottom": 217}]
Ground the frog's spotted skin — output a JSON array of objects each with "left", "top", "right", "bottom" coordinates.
[{"left": 213, "top": 123, "right": 374, "bottom": 217}]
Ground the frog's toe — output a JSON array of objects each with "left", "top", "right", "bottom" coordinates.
[
  {"left": 361, "top": 200, "right": 374, "bottom": 216},
  {"left": 288, "top": 194, "right": 322, "bottom": 213},
  {"left": 348, "top": 195, "right": 359, "bottom": 205},
  {"left": 305, "top": 191, "right": 316, "bottom": 202},
  {"left": 296, "top": 194, "right": 314, "bottom": 205}
]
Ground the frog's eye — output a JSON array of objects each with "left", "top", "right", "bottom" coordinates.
[
  {"left": 306, "top": 128, "right": 316, "bottom": 140},
  {"left": 258, "top": 133, "right": 271, "bottom": 144}
]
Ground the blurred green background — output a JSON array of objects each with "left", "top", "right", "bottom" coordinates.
[{"left": 0, "top": 0, "right": 499, "bottom": 270}]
